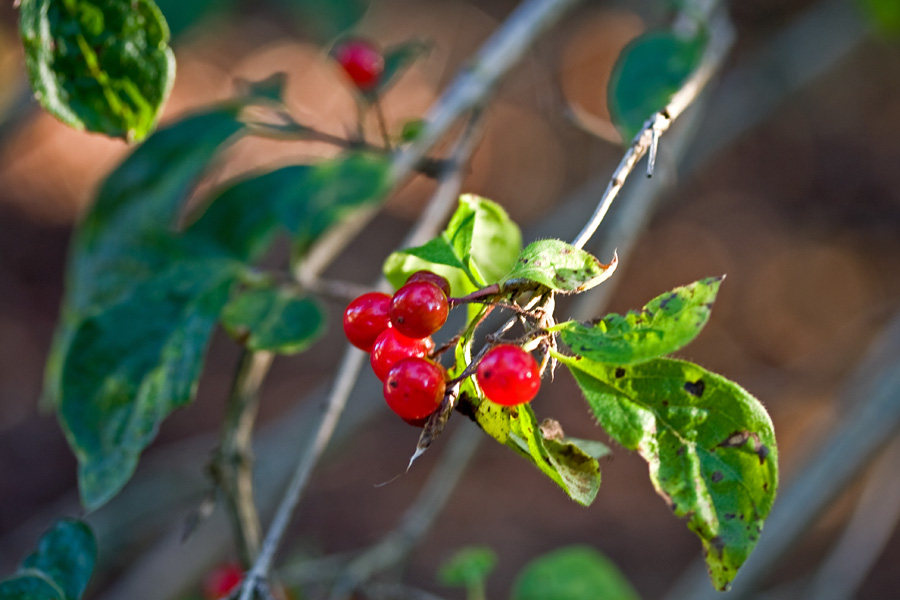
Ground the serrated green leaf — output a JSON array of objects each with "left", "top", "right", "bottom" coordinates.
[
  {"left": 21, "top": 520, "right": 96, "bottom": 600},
  {"left": 0, "top": 574, "right": 64, "bottom": 600},
  {"left": 609, "top": 30, "right": 705, "bottom": 140},
  {"left": 19, "top": 0, "right": 176, "bottom": 141},
  {"left": 467, "top": 399, "right": 603, "bottom": 506},
  {"left": 501, "top": 239, "right": 617, "bottom": 294},
  {"left": 366, "top": 39, "right": 430, "bottom": 99},
  {"left": 554, "top": 276, "right": 722, "bottom": 364},
  {"left": 557, "top": 355, "right": 778, "bottom": 590},
  {"left": 221, "top": 286, "right": 325, "bottom": 354},
  {"left": 187, "top": 153, "right": 390, "bottom": 261},
  {"left": 511, "top": 546, "right": 639, "bottom": 600},
  {"left": 44, "top": 107, "right": 247, "bottom": 410},
  {"left": 384, "top": 194, "right": 521, "bottom": 295},
  {"left": 437, "top": 546, "right": 497, "bottom": 589},
  {"left": 60, "top": 258, "right": 240, "bottom": 510}
]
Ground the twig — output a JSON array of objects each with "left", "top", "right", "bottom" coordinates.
[
  {"left": 328, "top": 423, "right": 484, "bottom": 599},
  {"left": 802, "top": 435, "right": 900, "bottom": 600},
  {"left": 210, "top": 349, "right": 274, "bottom": 565},
  {"left": 238, "top": 111, "right": 488, "bottom": 600},
  {"left": 663, "top": 308, "right": 900, "bottom": 600},
  {"left": 569, "top": 10, "right": 735, "bottom": 251},
  {"left": 299, "top": 0, "right": 585, "bottom": 280}
]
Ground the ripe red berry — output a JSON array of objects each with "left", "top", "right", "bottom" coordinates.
[
  {"left": 390, "top": 281, "right": 449, "bottom": 339},
  {"left": 332, "top": 38, "right": 384, "bottom": 91},
  {"left": 476, "top": 344, "right": 541, "bottom": 406},
  {"left": 203, "top": 563, "right": 243, "bottom": 600},
  {"left": 384, "top": 357, "right": 446, "bottom": 421},
  {"left": 343, "top": 292, "right": 392, "bottom": 352},
  {"left": 406, "top": 270, "right": 451, "bottom": 298},
  {"left": 370, "top": 327, "right": 434, "bottom": 381}
]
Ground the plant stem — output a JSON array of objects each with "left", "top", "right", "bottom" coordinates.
[
  {"left": 569, "top": 10, "right": 735, "bottom": 250},
  {"left": 211, "top": 349, "right": 274, "bottom": 565}
]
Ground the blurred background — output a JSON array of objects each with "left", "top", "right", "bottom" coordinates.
[{"left": 1, "top": 0, "right": 899, "bottom": 598}]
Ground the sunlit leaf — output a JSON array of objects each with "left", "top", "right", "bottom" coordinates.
[
  {"left": 501, "top": 239, "right": 617, "bottom": 295},
  {"left": 553, "top": 277, "right": 722, "bottom": 364},
  {"left": 19, "top": 0, "right": 176, "bottom": 141},
  {"left": 557, "top": 354, "right": 778, "bottom": 589},
  {"left": 221, "top": 285, "right": 326, "bottom": 354}
]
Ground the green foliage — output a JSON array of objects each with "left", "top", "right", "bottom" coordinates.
[
  {"left": 511, "top": 546, "right": 639, "bottom": 600},
  {"left": 556, "top": 355, "right": 778, "bottom": 590},
  {"left": 437, "top": 546, "right": 497, "bottom": 596},
  {"left": 18, "top": 0, "right": 176, "bottom": 141},
  {"left": 155, "top": 0, "right": 236, "bottom": 37},
  {"left": 859, "top": 0, "right": 900, "bottom": 35},
  {"left": 367, "top": 40, "right": 431, "bottom": 99},
  {"left": 384, "top": 194, "right": 522, "bottom": 294},
  {"left": 47, "top": 99, "right": 390, "bottom": 509},
  {"left": 0, "top": 520, "right": 96, "bottom": 600},
  {"left": 221, "top": 286, "right": 326, "bottom": 353},
  {"left": 609, "top": 30, "right": 705, "bottom": 140},
  {"left": 501, "top": 239, "right": 617, "bottom": 294},
  {"left": 270, "top": 0, "right": 368, "bottom": 42},
  {"left": 553, "top": 276, "right": 721, "bottom": 364}
]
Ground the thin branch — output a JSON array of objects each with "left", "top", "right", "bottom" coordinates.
[
  {"left": 328, "top": 423, "right": 484, "bottom": 599},
  {"left": 569, "top": 11, "right": 735, "bottom": 251},
  {"left": 238, "top": 111, "right": 488, "bottom": 600},
  {"left": 209, "top": 349, "right": 274, "bottom": 565}
]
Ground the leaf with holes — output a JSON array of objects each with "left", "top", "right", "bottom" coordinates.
[
  {"left": 19, "top": 0, "right": 176, "bottom": 141},
  {"left": 553, "top": 276, "right": 722, "bottom": 364},
  {"left": 501, "top": 240, "right": 617, "bottom": 295},
  {"left": 556, "top": 354, "right": 778, "bottom": 590},
  {"left": 221, "top": 286, "right": 325, "bottom": 354},
  {"left": 609, "top": 30, "right": 706, "bottom": 140}
]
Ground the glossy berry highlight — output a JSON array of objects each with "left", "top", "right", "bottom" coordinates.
[
  {"left": 343, "top": 292, "right": 391, "bottom": 351},
  {"left": 406, "top": 270, "right": 451, "bottom": 298},
  {"left": 370, "top": 327, "right": 434, "bottom": 381},
  {"left": 383, "top": 357, "right": 446, "bottom": 421},
  {"left": 332, "top": 38, "right": 384, "bottom": 91},
  {"left": 390, "top": 281, "right": 449, "bottom": 339},
  {"left": 476, "top": 344, "right": 541, "bottom": 406}
]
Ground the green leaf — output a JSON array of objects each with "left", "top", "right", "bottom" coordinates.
[
  {"left": 384, "top": 194, "right": 522, "bottom": 294},
  {"left": 221, "top": 285, "right": 326, "bottom": 354},
  {"left": 554, "top": 276, "right": 722, "bottom": 364},
  {"left": 187, "top": 153, "right": 390, "bottom": 261},
  {"left": 437, "top": 546, "right": 497, "bottom": 590},
  {"left": 21, "top": 520, "right": 96, "bottom": 600},
  {"left": 465, "top": 399, "right": 604, "bottom": 506},
  {"left": 557, "top": 355, "right": 778, "bottom": 590},
  {"left": 501, "top": 240, "right": 617, "bottom": 295},
  {"left": 0, "top": 574, "right": 64, "bottom": 600},
  {"left": 155, "top": 0, "right": 236, "bottom": 37},
  {"left": 366, "top": 39, "right": 430, "bottom": 99},
  {"left": 18, "top": 0, "right": 176, "bottom": 141},
  {"left": 609, "top": 30, "right": 705, "bottom": 140},
  {"left": 511, "top": 546, "right": 639, "bottom": 600},
  {"left": 60, "top": 258, "right": 239, "bottom": 510},
  {"left": 44, "top": 107, "right": 247, "bottom": 409},
  {"left": 859, "top": 0, "right": 900, "bottom": 35}
]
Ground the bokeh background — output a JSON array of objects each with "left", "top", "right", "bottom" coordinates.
[{"left": 1, "top": 0, "right": 899, "bottom": 598}]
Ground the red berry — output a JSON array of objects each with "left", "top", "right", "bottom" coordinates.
[
  {"left": 203, "top": 563, "right": 243, "bottom": 600},
  {"left": 406, "top": 270, "right": 451, "bottom": 297},
  {"left": 476, "top": 345, "right": 541, "bottom": 406},
  {"left": 332, "top": 39, "right": 384, "bottom": 91},
  {"left": 384, "top": 357, "right": 446, "bottom": 421},
  {"left": 343, "top": 292, "right": 391, "bottom": 351},
  {"left": 390, "top": 281, "right": 449, "bottom": 339},
  {"left": 370, "top": 328, "right": 434, "bottom": 380}
]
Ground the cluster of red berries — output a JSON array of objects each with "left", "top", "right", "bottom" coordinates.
[
  {"left": 343, "top": 271, "right": 542, "bottom": 424},
  {"left": 332, "top": 38, "right": 385, "bottom": 92}
]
